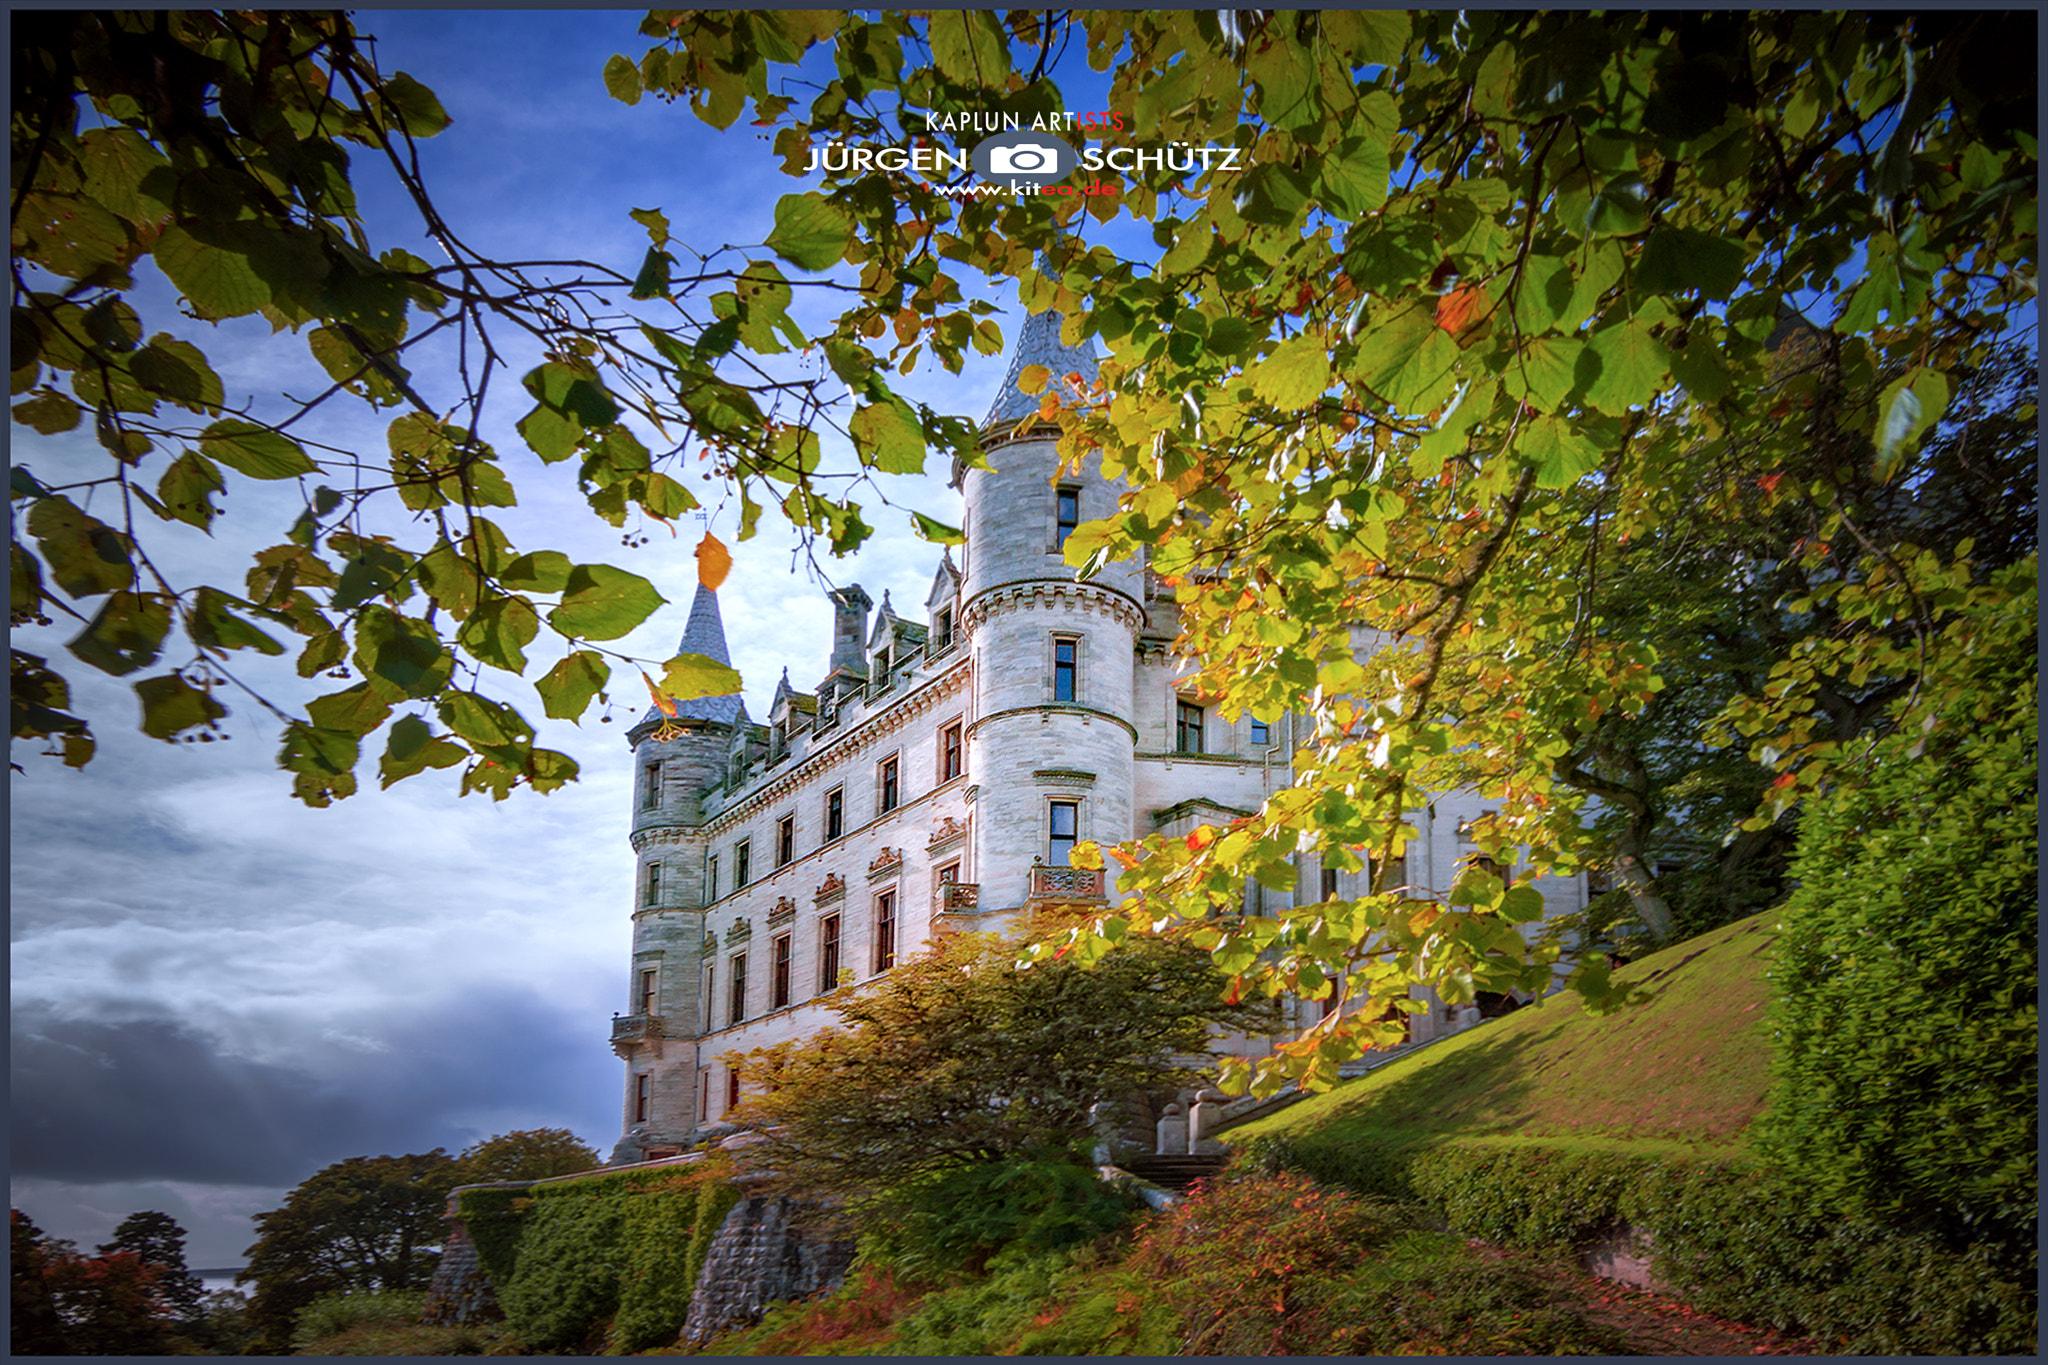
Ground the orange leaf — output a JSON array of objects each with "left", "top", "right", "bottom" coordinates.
[
  {"left": 1434, "top": 283, "right": 1487, "bottom": 335},
  {"left": 696, "top": 532, "right": 731, "bottom": 590},
  {"left": 1758, "top": 471, "right": 1785, "bottom": 494},
  {"left": 1186, "top": 824, "right": 1216, "bottom": 851},
  {"left": 642, "top": 670, "right": 679, "bottom": 718}
]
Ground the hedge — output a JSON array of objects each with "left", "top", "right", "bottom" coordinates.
[{"left": 453, "top": 1158, "right": 737, "bottom": 1354}]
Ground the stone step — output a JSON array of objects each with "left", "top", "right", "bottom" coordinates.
[{"left": 1123, "top": 1153, "right": 1229, "bottom": 1192}]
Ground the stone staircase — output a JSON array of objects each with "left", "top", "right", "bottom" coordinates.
[{"left": 1122, "top": 1153, "right": 1228, "bottom": 1193}]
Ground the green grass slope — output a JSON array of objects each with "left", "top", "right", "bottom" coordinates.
[{"left": 1232, "top": 914, "right": 1777, "bottom": 1162}]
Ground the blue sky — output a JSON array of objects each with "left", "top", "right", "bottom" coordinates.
[{"left": 10, "top": 10, "right": 1121, "bottom": 1269}]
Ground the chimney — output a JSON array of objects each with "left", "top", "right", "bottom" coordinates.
[{"left": 827, "top": 585, "right": 872, "bottom": 678}]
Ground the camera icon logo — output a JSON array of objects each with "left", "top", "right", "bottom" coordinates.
[{"left": 970, "top": 130, "right": 1077, "bottom": 187}]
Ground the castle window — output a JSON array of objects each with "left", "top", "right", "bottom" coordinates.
[
  {"left": 638, "top": 968, "right": 658, "bottom": 1016},
  {"left": 700, "top": 1069, "right": 711, "bottom": 1123},
  {"left": 1177, "top": 701, "right": 1206, "bottom": 754},
  {"left": 703, "top": 962, "right": 715, "bottom": 1025},
  {"left": 735, "top": 839, "right": 751, "bottom": 888},
  {"left": 874, "top": 891, "right": 897, "bottom": 972},
  {"left": 1250, "top": 718, "right": 1270, "bottom": 746},
  {"left": 1055, "top": 486, "right": 1080, "bottom": 550},
  {"left": 777, "top": 814, "right": 795, "bottom": 868},
  {"left": 706, "top": 854, "right": 719, "bottom": 904},
  {"left": 820, "top": 913, "right": 842, "bottom": 992},
  {"left": 1049, "top": 800, "right": 1078, "bottom": 867},
  {"left": 934, "top": 606, "right": 954, "bottom": 652},
  {"left": 825, "top": 786, "right": 844, "bottom": 841},
  {"left": 1321, "top": 865, "right": 1340, "bottom": 902},
  {"left": 879, "top": 755, "right": 900, "bottom": 813},
  {"left": 634, "top": 1073, "right": 651, "bottom": 1123},
  {"left": 771, "top": 933, "right": 792, "bottom": 1010},
  {"left": 641, "top": 761, "right": 662, "bottom": 810},
  {"left": 642, "top": 862, "right": 661, "bottom": 907},
  {"left": 940, "top": 722, "right": 963, "bottom": 782},
  {"left": 728, "top": 951, "right": 748, "bottom": 1027},
  {"left": 726, "top": 1068, "right": 741, "bottom": 1113},
  {"left": 1052, "top": 637, "right": 1077, "bottom": 701}
]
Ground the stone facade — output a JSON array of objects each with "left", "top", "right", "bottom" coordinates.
[{"left": 609, "top": 312, "right": 1590, "bottom": 1164}]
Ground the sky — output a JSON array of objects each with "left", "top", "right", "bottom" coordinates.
[{"left": 9, "top": 11, "right": 1140, "bottom": 1270}]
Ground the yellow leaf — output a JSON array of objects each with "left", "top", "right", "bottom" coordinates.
[{"left": 642, "top": 670, "right": 679, "bottom": 717}]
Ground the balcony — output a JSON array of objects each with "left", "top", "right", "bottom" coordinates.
[
  {"left": 933, "top": 881, "right": 980, "bottom": 915},
  {"left": 610, "top": 1013, "right": 664, "bottom": 1057},
  {"left": 1029, "top": 865, "right": 1105, "bottom": 902}
]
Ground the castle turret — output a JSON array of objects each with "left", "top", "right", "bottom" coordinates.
[
  {"left": 614, "top": 581, "right": 739, "bottom": 1163},
  {"left": 961, "top": 311, "right": 1144, "bottom": 917}
]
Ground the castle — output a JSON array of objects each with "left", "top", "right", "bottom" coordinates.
[{"left": 608, "top": 313, "right": 1590, "bottom": 1164}]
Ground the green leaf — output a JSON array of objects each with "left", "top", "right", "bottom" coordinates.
[
  {"left": 500, "top": 550, "right": 574, "bottom": 594},
  {"left": 438, "top": 690, "right": 534, "bottom": 748},
  {"left": 1522, "top": 415, "right": 1602, "bottom": 489},
  {"left": 1248, "top": 334, "right": 1332, "bottom": 412},
  {"left": 28, "top": 496, "right": 133, "bottom": 597},
  {"left": 910, "top": 510, "right": 965, "bottom": 545},
  {"left": 1319, "top": 135, "right": 1390, "bottom": 218},
  {"left": 659, "top": 651, "right": 744, "bottom": 701},
  {"left": 1636, "top": 227, "right": 1749, "bottom": 301},
  {"left": 517, "top": 403, "right": 582, "bottom": 464},
  {"left": 850, "top": 398, "right": 928, "bottom": 474},
  {"left": 1874, "top": 367, "right": 1948, "bottom": 474},
  {"left": 1511, "top": 255, "right": 1576, "bottom": 334},
  {"left": 354, "top": 606, "right": 453, "bottom": 698},
  {"left": 156, "top": 452, "right": 226, "bottom": 531},
  {"left": 929, "top": 10, "right": 1010, "bottom": 87},
  {"left": 199, "top": 419, "right": 317, "bottom": 480},
  {"left": 278, "top": 721, "right": 360, "bottom": 807},
  {"left": 630, "top": 206, "right": 670, "bottom": 244},
  {"left": 1582, "top": 319, "right": 1670, "bottom": 415},
  {"left": 1322, "top": 9, "right": 1409, "bottom": 66},
  {"left": 1414, "top": 376, "right": 1495, "bottom": 476},
  {"left": 764, "top": 192, "right": 854, "bottom": 272},
  {"left": 380, "top": 72, "right": 453, "bottom": 137},
  {"left": 1507, "top": 337, "right": 1582, "bottom": 412},
  {"left": 603, "top": 53, "right": 643, "bottom": 105},
  {"left": 190, "top": 586, "right": 284, "bottom": 655},
  {"left": 133, "top": 673, "right": 225, "bottom": 741},
  {"left": 66, "top": 591, "right": 171, "bottom": 675},
  {"left": 153, "top": 223, "right": 270, "bottom": 320},
  {"left": 629, "top": 246, "right": 672, "bottom": 300},
  {"left": 129, "top": 337, "right": 224, "bottom": 413},
  {"left": 548, "top": 564, "right": 664, "bottom": 641},
  {"left": 379, "top": 714, "right": 468, "bottom": 787},
  {"left": 536, "top": 650, "right": 610, "bottom": 721},
  {"left": 307, "top": 682, "right": 396, "bottom": 736},
  {"left": 458, "top": 593, "right": 541, "bottom": 673},
  {"left": 13, "top": 391, "right": 81, "bottom": 434}
]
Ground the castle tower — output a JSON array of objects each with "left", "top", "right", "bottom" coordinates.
[
  {"left": 961, "top": 310, "right": 1146, "bottom": 917},
  {"left": 612, "top": 582, "right": 740, "bottom": 1163}
]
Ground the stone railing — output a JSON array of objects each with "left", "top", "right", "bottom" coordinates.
[
  {"left": 609, "top": 1014, "right": 663, "bottom": 1056},
  {"left": 933, "top": 881, "right": 980, "bottom": 914},
  {"left": 1029, "top": 865, "right": 1105, "bottom": 901}
]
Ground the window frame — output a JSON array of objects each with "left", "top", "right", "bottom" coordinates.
[
  {"left": 1176, "top": 699, "right": 1206, "bottom": 754},
  {"left": 706, "top": 853, "right": 718, "bottom": 904},
  {"left": 1321, "top": 865, "right": 1341, "bottom": 902},
  {"left": 770, "top": 932, "right": 792, "bottom": 1011},
  {"left": 819, "top": 912, "right": 842, "bottom": 993},
  {"left": 1055, "top": 485, "right": 1081, "bottom": 550},
  {"left": 1048, "top": 799, "right": 1079, "bottom": 867},
  {"left": 878, "top": 754, "right": 901, "bottom": 814},
  {"left": 642, "top": 861, "right": 661, "bottom": 907},
  {"left": 1250, "top": 717, "right": 1270, "bottom": 746},
  {"left": 641, "top": 760, "right": 662, "bottom": 810},
  {"left": 825, "top": 786, "right": 844, "bottom": 841},
  {"left": 776, "top": 813, "right": 796, "bottom": 868},
  {"left": 939, "top": 720, "right": 963, "bottom": 782},
  {"left": 638, "top": 967, "right": 658, "bottom": 1017},
  {"left": 727, "top": 950, "right": 748, "bottom": 1027},
  {"left": 734, "top": 838, "right": 751, "bottom": 888},
  {"left": 1052, "top": 635, "right": 1078, "bottom": 702},
  {"left": 725, "top": 1067, "right": 741, "bottom": 1113},
  {"left": 634, "top": 1072, "right": 651, "bottom": 1123},
  {"left": 873, "top": 890, "right": 897, "bottom": 973}
]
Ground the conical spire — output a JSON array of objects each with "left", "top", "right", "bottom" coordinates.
[
  {"left": 983, "top": 309, "right": 1100, "bottom": 427},
  {"left": 637, "top": 583, "right": 742, "bottom": 728}
]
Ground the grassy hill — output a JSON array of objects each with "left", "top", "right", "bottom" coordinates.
[{"left": 1229, "top": 913, "right": 1779, "bottom": 1165}]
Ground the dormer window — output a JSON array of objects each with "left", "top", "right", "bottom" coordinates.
[{"left": 934, "top": 607, "right": 954, "bottom": 652}]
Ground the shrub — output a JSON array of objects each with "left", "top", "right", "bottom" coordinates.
[
  {"left": 862, "top": 1149, "right": 1145, "bottom": 1279},
  {"left": 289, "top": 1288, "right": 428, "bottom": 1351},
  {"left": 1757, "top": 591, "right": 2037, "bottom": 1242}
]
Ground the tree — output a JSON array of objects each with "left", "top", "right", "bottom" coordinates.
[
  {"left": 728, "top": 928, "right": 1275, "bottom": 1210},
  {"left": 453, "top": 1126, "right": 603, "bottom": 1185},
  {"left": 613, "top": 10, "right": 2033, "bottom": 1089},
  {"left": 98, "top": 1209, "right": 205, "bottom": 1324},
  {"left": 12, "top": 1210, "right": 186, "bottom": 1356},
  {"left": 11, "top": 10, "right": 981, "bottom": 800},
  {"left": 237, "top": 1148, "right": 456, "bottom": 1352},
  {"left": 10, "top": 1210, "right": 69, "bottom": 1357}
]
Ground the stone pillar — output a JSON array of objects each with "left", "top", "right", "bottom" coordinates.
[
  {"left": 1188, "top": 1089, "right": 1226, "bottom": 1156},
  {"left": 1154, "top": 1102, "right": 1188, "bottom": 1156}
]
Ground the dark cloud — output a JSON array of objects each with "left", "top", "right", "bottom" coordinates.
[{"left": 12, "top": 992, "right": 618, "bottom": 1188}]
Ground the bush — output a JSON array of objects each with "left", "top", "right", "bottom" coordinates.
[
  {"left": 1757, "top": 590, "right": 2037, "bottom": 1241},
  {"left": 289, "top": 1288, "right": 427, "bottom": 1350},
  {"left": 862, "top": 1150, "right": 1145, "bottom": 1278}
]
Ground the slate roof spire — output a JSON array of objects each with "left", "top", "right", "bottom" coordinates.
[
  {"left": 637, "top": 583, "right": 743, "bottom": 727},
  {"left": 983, "top": 309, "right": 1100, "bottom": 427}
]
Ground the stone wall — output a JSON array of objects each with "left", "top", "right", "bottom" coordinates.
[
  {"left": 418, "top": 1210, "right": 499, "bottom": 1326},
  {"left": 680, "top": 1194, "right": 856, "bottom": 1346}
]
